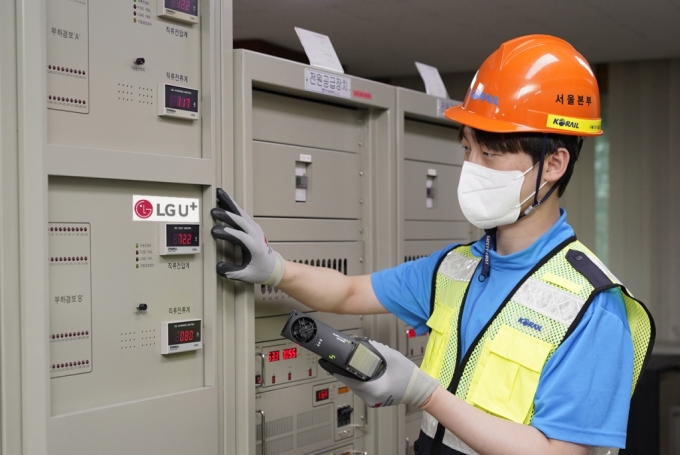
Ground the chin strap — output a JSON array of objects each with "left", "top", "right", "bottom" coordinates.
[{"left": 520, "top": 134, "right": 582, "bottom": 218}]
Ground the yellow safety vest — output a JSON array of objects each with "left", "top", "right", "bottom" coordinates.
[{"left": 419, "top": 238, "right": 655, "bottom": 455}]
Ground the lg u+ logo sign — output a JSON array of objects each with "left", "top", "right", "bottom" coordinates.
[{"left": 132, "top": 195, "right": 200, "bottom": 222}]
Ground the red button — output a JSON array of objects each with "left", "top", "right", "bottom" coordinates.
[
  {"left": 288, "top": 372, "right": 292, "bottom": 381},
  {"left": 410, "top": 349, "right": 414, "bottom": 356},
  {"left": 308, "top": 368, "right": 313, "bottom": 377},
  {"left": 271, "top": 375, "right": 276, "bottom": 384},
  {"left": 255, "top": 375, "right": 262, "bottom": 385}
]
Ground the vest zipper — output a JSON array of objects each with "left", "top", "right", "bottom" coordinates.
[{"left": 428, "top": 236, "right": 576, "bottom": 455}]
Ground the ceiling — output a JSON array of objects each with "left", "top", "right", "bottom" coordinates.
[{"left": 234, "top": 0, "right": 680, "bottom": 79}]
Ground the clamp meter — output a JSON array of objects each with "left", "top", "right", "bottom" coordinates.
[{"left": 280, "top": 310, "right": 386, "bottom": 381}]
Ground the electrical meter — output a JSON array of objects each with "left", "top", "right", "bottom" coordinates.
[
  {"left": 160, "top": 223, "right": 200, "bottom": 255},
  {"left": 161, "top": 319, "right": 202, "bottom": 354},
  {"left": 157, "top": 0, "right": 199, "bottom": 24},
  {"left": 158, "top": 83, "right": 200, "bottom": 120}
]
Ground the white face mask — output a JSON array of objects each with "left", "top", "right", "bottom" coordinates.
[{"left": 457, "top": 161, "right": 547, "bottom": 230}]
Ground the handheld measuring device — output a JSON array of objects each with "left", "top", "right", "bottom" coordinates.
[{"left": 280, "top": 310, "right": 385, "bottom": 381}]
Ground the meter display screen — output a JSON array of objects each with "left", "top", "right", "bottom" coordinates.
[
  {"left": 268, "top": 350, "right": 280, "bottom": 362},
  {"left": 164, "top": 0, "right": 198, "bottom": 15},
  {"left": 166, "top": 224, "right": 199, "bottom": 247},
  {"left": 282, "top": 348, "right": 297, "bottom": 360},
  {"left": 167, "top": 320, "right": 201, "bottom": 346},
  {"left": 164, "top": 85, "right": 198, "bottom": 113},
  {"left": 315, "top": 388, "right": 330, "bottom": 402}
]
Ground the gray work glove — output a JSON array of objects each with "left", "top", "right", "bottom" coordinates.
[
  {"left": 210, "top": 188, "right": 284, "bottom": 286},
  {"left": 319, "top": 340, "right": 439, "bottom": 408}
]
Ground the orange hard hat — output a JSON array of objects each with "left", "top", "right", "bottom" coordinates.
[{"left": 444, "top": 34, "right": 602, "bottom": 136}]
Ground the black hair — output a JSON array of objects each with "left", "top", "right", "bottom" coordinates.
[{"left": 459, "top": 127, "right": 581, "bottom": 197}]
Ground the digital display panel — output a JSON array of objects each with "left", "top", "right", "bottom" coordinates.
[
  {"left": 164, "top": 85, "right": 199, "bottom": 113},
  {"left": 282, "top": 348, "right": 297, "bottom": 360},
  {"left": 164, "top": 0, "right": 198, "bottom": 15},
  {"left": 315, "top": 388, "right": 330, "bottom": 402},
  {"left": 167, "top": 320, "right": 201, "bottom": 346},
  {"left": 268, "top": 350, "right": 280, "bottom": 362},
  {"left": 166, "top": 224, "right": 200, "bottom": 247}
]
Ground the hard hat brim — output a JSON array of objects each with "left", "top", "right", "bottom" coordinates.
[
  {"left": 444, "top": 105, "right": 544, "bottom": 134},
  {"left": 444, "top": 105, "right": 603, "bottom": 136}
]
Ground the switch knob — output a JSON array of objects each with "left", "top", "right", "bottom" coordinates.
[
  {"left": 134, "top": 58, "right": 146, "bottom": 65},
  {"left": 137, "top": 303, "right": 148, "bottom": 311}
]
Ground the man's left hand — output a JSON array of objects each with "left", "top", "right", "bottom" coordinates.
[{"left": 319, "top": 340, "right": 440, "bottom": 408}]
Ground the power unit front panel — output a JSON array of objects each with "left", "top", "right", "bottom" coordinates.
[
  {"left": 47, "top": 0, "right": 202, "bottom": 157},
  {"left": 403, "top": 119, "right": 462, "bottom": 166},
  {"left": 252, "top": 90, "right": 362, "bottom": 154},
  {"left": 252, "top": 142, "right": 362, "bottom": 220},
  {"left": 48, "top": 177, "right": 205, "bottom": 416},
  {"left": 403, "top": 160, "right": 463, "bottom": 222}
]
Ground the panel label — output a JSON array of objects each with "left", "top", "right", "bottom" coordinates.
[
  {"left": 304, "top": 68, "right": 351, "bottom": 99},
  {"left": 132, "top": 195, "right": 199, "bottom": 222},
  {"left": 437, "top": 98, "right": 460, "bottom": 118}
]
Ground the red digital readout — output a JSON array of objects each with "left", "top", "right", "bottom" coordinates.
[
  {"left": 174, "top": 330, "right": 194, "bottom": 343},
  {"left": 169, "top": 95, "right": 192, "bottom": 110},
  {"left": 268, "top": 350, "right": 280, "bottom": 362},
  {"left": 169, "top": 0, "right": 192, "bottom": 13},
  {"left": 315, "top": 388, "right": 330, "bottom": 402},
  {"left": 282, "top": 348, "right": 297, "bottom": 360},
  {"left": 172, "top": 233, "right": 193, "bottom": 245}
]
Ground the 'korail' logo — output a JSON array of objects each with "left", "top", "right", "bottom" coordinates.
[
  {"left": 134, "top": 199, "right": 153, "bottom": 219},
  {"left": 553, "top": 118, "right": 579, "bottom": 129},
  {"left": 518, "top": 317, "right": 542, "bottom": 332},
  {"left": 471, "top": 89, "right": 499, "bottom": 106}
]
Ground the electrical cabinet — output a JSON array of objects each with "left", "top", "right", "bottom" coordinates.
[
  {"left": 232, "top": 50, "right": 398, "bottom": 455},
  {"left": 395, "top": 88, "right": 472, "bottom": 455},
  {"left": 1, "top": 0, "right": 232, "bottom": 453}
]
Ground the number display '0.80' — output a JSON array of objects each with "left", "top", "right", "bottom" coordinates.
[{"left": 174, "top": 329, "right": 194, "bottom": 343}]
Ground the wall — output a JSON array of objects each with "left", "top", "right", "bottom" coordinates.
[{"left": 608, "top": 58, "right": 680, "bottom": 349}]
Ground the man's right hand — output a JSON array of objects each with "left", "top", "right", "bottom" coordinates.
[{"left": 210, "top": 188, "right": 284, "bottom": 286}]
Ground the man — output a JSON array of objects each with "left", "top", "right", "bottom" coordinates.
[{"left": 212, "top": 35, "right": 654, "bottom": 455}]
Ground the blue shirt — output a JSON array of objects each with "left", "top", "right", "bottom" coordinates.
[{"left": 371, "top": 210, "right": 634, "bottom": 448}]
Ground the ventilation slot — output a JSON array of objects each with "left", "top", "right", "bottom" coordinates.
[
  {"left": 297, "top": 424, "right": 331, "bottom": 448},
  {"left": 260, "top": 258, "right": 350, "bottom": 298},
  {"left": 256, "top": 435, "right": 294, "bottom": 455},
  {"left": 404, "top": 255, "right": 426, "bottom": 263},
  {"left": 290, "top": 258, "right": 347, "bottom": 275},
  {"left": 297, "top": 407, "right": 331, "bottom": 430}
]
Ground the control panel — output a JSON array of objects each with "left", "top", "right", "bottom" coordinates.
[
  {"left": 255, "top": 340, "right": 318, "bottom": 387},
  {"left": 256, "top": 378, "right": 364, "bottom": 454},
  {"left": 48, "top": 178, "right": 204, "bottom": 416},
  {"left": 404, "top": 326, "right": 429, "bottom": 359},
  {"left": 46, "top": 0, "right": 202, "bottom": 157}
]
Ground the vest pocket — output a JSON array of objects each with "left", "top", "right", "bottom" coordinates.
[
  {"left": 421, "top": 303, "right": 456, "bottom": 383},
  {"left": 467, "top": 325, "right": 552, "bottom": 424}
]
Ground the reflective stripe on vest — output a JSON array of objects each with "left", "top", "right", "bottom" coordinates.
[{"left": 420, "top": 239, "right": 654, "bottom": 454}]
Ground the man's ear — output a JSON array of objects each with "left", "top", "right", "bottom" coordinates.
[{"left": 543, "top": 147, "right": 570, "bottom": 183}]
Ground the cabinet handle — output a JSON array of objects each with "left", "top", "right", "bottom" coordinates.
[
  {"left": 256, "top": 352, "right": 265, "bottom": 388},
  {"left": 256, "top": 409, "right": 266, "bottom": 455}
]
